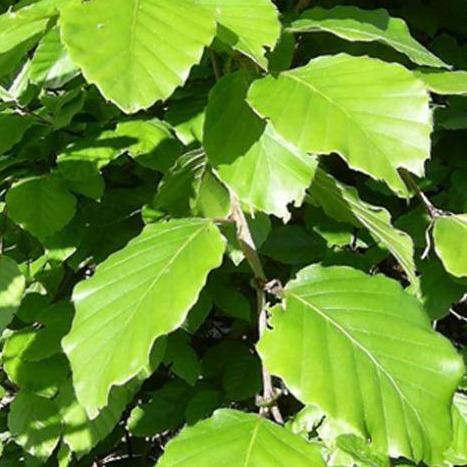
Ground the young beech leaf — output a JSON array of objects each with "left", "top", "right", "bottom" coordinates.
[
  {"left": 433, "top": 214, "right": 467, "bottom": 278},
  {"left": 62, "top": 218, "right": 225, "bottom": 418},
  {"left": 6, "top": 175, "right": 77, "bottom": 240},
  {"left": 158, "top": 409, "right": 325, "bottom": 466},
  {"left": 60, "top": 0, "right": 216, "bottom": 113},
  {"left": 257, "top": 265, "right": 464, "bottom": 465},
  {"left": 289, "top": 6, "right": 447, "bottom": 68},
  {"left": 195, "top": 0, "right": 281, "bottom": 69},
  {"left": 205, "top": 71, "right": 317, "bottom": 221},
  {"left": 309, "top": 168, "right": 418, "bottom": 287},
  {"left": 0, "top": 256, "right": 25, "bottom": 332},
  {"left": 247, "top": 54, "right": 432, "bottom": 196}
]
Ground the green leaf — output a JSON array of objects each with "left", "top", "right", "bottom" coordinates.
[
  {"left": 8, "top": 391, "right": 61, "bottom": 461},
  {"left": 205, "top": 71, "right": 317, "bottom": 220},
  {"left": 415, "top": 70, "right": 467, "bottom": 95},
  {"left": 6, "top": 175, "right": 77, "bottom": 240},
  {"left": 0, "top": 0, "right": 59, "bottom": 55},
  {"left": 289, "top": 6, "right": 447, "bottom": 68},
  {"left": 164, "top": 332, "right": 201, "bottom": 386},
  {"left": 57, "top": 381, "right": 135, "bottom": 458},
  {"left": 415, "top": 258, "right": 465, "bottom": 320},
  {"left": 115, "top": 119, "right": 182, "bottom": 172},
  {"left": 247, "top": 54, "right": 432, "bottom": 196},
  {"left": 128, "top": 379, "right": 193, "bottom": 437},
  {"left": 445, "top": 393, "right": 467, "bottom": 465},
  {"left": 184, "top": 389, "right": 223, "bottom": 424},
  {"left": 60, "top": 0, "right": 216, "bottom": 113},
  {"left": 257, "top": 265, "right": 464, "bottom": 464},
  {"left": 434, "top": 214, "right": 467, "bottom": 278},
  {"left": 56, "top": 130, "right": 131, "bottom": 182},
  {"left": 308, "top": 168, "right": 418, "bottom": 287},
  {"left": 158, "top": 409, "right": 325, "bottom": 466},
  {"left": 195, "top": 0, "right": 280, "bottom": 68},
  {"left": 336, "top": 434, "right": 389, "bottom": 467},
  {"left": 29, "top": 25, "right": 78, "bottom": 89},
  {"left": 0, "top": 112, "right": 34, "bottom": 155},
  {"left": 3, "top": 328, "right": 69, "bottom": 397},
  {"left": 261, "top": 225, "right": 325, "bottom": 266},
  {"left": 62, "top": 218, "right": 225, "bottom": 418},
  {"left": 0, "top": 255, "right": 25, "bottom": 331},
  {"left": 155, "top": 149, "right": 231, "bottom": 219}
]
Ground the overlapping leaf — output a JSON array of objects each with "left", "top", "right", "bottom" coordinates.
[
  {"left": 258, "top": 265, "right": 464, "bottom": 464},
  {"left": 62, "top": 219, "right": 225, "bottom": 417},
  {"left": 60, "top": 0, "right": 216, "bottom": 113},
  {"left": 289, "top": 6, "right": 447, "bottom": 68},
  {"left": 247, "top": 54, "right": 432, "bottom": 195},
  {"left": 158, "top": 409, "right": 324, "bottom": 466},
  {"left": 0, "top": 0, "right": 60, "bottom": 55},
  {"left": 205, "top": 71, "right": 317, "bottom": 220},
  {"left": 29, "top": 26, "right": 78, "bottom": 88},
  {"left": 195, "top": 0, "right": 281, "bottom": 68},
  {"left": 308, "top": 168, "right": 418, "bottom": 286},
  {"left": 8, "top": 391, "right": 62, "bottom": 460}
]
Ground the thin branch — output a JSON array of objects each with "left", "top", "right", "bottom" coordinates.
[
  {"left": 230, "top": 195, "right": 283, "bottom": 424},
  {"left": 450, "top": 308, "right": 467, "bottom": 322},
  {"left": 400, "top": 170, "right": 443, "bottom": 219}
]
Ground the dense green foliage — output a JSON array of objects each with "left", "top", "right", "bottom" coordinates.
[{"left": 0, "top": 0, "right": 466, "bottom": 465}]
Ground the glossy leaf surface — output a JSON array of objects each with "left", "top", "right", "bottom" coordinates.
[
  {"left": 60, "top": 0, "right": 216, "bottom": 113},
  {"left": 258, "top": 265, "right": 464, "bottom": 464},
  {"left": 62, "top": 218, "right": 225, "bottom": 417},
  {"left": 248, "top": 54, "right": 432, "bottom": 195}
]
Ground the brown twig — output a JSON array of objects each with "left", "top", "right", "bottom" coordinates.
[
  {"left": 400, "top": 169, "right": 443, "bottom": 219},
  {"left": 230, "top": 195, "right": 284, "bottom": 424}
]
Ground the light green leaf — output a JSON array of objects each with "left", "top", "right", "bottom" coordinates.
[
  {"left": 0, "top": 0, "right": 59, "bottom": 55},
  {"left": 60, "top": 0, "right": 216, "bottom": 113},
  {"left": 62, "top": 218, "right": 225, "bottom": 418},
  {"left": 6, "top": 175, "right": 77, "bottom": 240},
  {"left": 289, "top": 6, "right": 447, "bottom": 68},
  {"left": 445, "top": 393, "right": 467, "bottom": 465},
  {"left": 195, "top": 0, "right": 280, "bottom": 68},
  {"left": 257, "top": 265, "right": 464, "bottom": 464},
  {"left": 415, "top": 70, "right": 467, "bottom": 95},
  {"left": 115, "top": 119, "right": 182, "bottom": 172},
  {"left": 308, "top": 168, "right": 418, "bottom": 286},
  {"left": 205, "top": 71, "right": 317, "bottom": 220},
  {"left": 158, "top": 408, "right": 324, "bottom": 466},
  {"left": 29, "top": 25, "right": 78, "bottom": 88},
  {"left": 155, "top": 149, "right": 231, "bottom": 219},
  {"left": 8, "top": 391, "right": 62, "bottom": 461},
  {"left": 247, "top": 54, "right": 432, "bottom": 196},
  {"left": 0, "top": 256, "right": 25, "bottom": 331},
  {"left": 434, "top": 214, "right": 467, "bottom": 278}
]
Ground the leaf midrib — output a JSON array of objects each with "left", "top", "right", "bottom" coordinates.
[{"left": 288, "top": 290, "right": 428, "bottom": 454}]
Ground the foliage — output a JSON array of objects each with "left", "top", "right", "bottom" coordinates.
[{"left": 0, "top": 0, "right": 466, "bottom": 466}]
